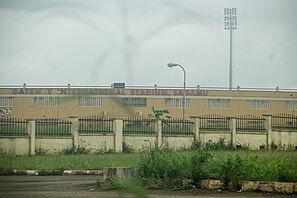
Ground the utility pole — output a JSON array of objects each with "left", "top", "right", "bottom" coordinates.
[{"left": 224, "top": 8, "right": 237, "bottom": 90}]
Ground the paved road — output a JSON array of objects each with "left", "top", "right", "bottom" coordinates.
[{"left": 0, "top": 176, "right": 292, "bottom": 198}]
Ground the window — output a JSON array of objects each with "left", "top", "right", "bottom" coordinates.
[
  {"left": 208, "top": 99, "right": 230, "bottom": 109},
  {"left": 79, "top": 97, "right": 102, "bottom": 107},
  {"left": 122, "top": 97, "right": 147, "bottom": 107},
  {"left": 0, "top": 97, "right": 14, "bottom": 107},
  {"left": 34, "top": 97, "right": 58, "bottom": 107},
  {"left": 285, "top": 101, "right": 297, "bottom": 110},
  {"left": 248, "top": 100, "right": 269, "bottom": 109},
  {"left": 165, "top": 98, "right": 189, "bottom": 108}
]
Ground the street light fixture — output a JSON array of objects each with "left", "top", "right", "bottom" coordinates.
[{"left": 167, "top": 63, "right": 186, "bottom": 122}]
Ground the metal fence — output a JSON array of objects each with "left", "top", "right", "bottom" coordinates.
[
  {"left": 236, "top": 115, "right": 266, "bottom": 132},
  {"left": 123, "top": 117, "right": 155, "bottom": 135},
  {"left": 162, "top": 118, "right": 193, "bottom": 136},
  {"left": 79, "top": 116, "right": 113, "bottom": 135},
  {"left": 272, "top": 113, "right": 297, "bottom": 131},
  {"left": 0, "top": 117, "right": 28, "bottom": 136},
  {"left": 199, "top": 114, "right": 229, "bottom": 132},
  {"left": 36, "top": 118, "right": 72, "bottom": 137}
]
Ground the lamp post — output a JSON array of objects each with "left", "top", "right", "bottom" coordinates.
[{"left": 167, "top": 63, "right": 186, "bottom": 122}]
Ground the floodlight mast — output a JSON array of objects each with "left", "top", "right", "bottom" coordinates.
[{"left": 224, "top": 8, "right": 237, "bottom": 90}]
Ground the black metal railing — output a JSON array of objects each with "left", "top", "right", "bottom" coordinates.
[
  {"left": 36, "top": 118, "right": 72, "bottom": 137},
  {"left": 199, "top": 114, "right": 229, "bottom": 132},
  {"left": 272, "top": 113, "right": 297, "bottom": 131},
  {"left": 0, "top": 117, "right": 28, "bottom": 136},
  {"left": 79, "top": 116, "right": 113, "bottom": 135},
  {"left": 236, "top": 115, "right": 265, "bottom": 132},
  {"left": 123, "top": 117, "right": 155, "bottom": 135},
  {"left": 162, "top": 118, "right": 193, "bottom": 136}
]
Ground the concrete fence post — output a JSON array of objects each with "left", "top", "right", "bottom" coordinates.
[
  {"left": 190, "top": 117, "right": 200, "bottom": 142},
  {"left": 69, "top": 117, "right": 79, "bottom": 151},
  {"left": 27, "top": 120, "right": 35, "bottom": 156},
  {"left": 263, "top": 115, "right": 272, "bottom": 149},
  {"left": 113, "top": 119, "right": 123, "bottom": 152},
  {"left": 229, "top": 117, "right": 236, "bottom": 147},
  {"left": 156, "top": 120, "right": 162, "bottom": 148}
]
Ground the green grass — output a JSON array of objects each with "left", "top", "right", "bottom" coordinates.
[
  {"left": 138, "top": 149, "right": 297, "bottom": 187},
  {"left": 207, "top": 150, "right": 297, "bottom": 182},
  {"left": 0, "top": 153, "right": 140, "bottom": 170},
  {"left": 1, "top": 150, "right": 297, "bottom": 184}
]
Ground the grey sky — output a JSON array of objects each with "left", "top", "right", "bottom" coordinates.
[{"left": 0, "top": 0, "right": 296, "bottom": 88}]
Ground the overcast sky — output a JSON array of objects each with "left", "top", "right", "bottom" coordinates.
[{"left": 0, "top": 0, "right": 296, "bottom": 89}]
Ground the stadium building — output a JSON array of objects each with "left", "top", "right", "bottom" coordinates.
[{"left": 0, "top": 83, "right": 296, "bottom": 119}]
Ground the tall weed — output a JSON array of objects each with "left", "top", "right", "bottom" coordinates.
[
  {"left": 190, "top": 151, "right": 212, "bottom": 186},
  {"left": 219, "top": 155, "right": 245, "bottom": 190}
]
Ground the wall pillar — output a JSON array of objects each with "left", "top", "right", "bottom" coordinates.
[
  {"left": 69, "top": 117, "right": 79, "bottom": 151},
  {"left": 156, "top": 120, "right": 162, "bottom": 148},
  {"left": 263, "top": 115, "right": 272, "bottom": 149},
  {"left": 191, "top": 117, "right": 200, "bottom": 142},
  {"left": 27, "top": 120, "right": 35, "bottom": 156},
  {"left": 113, "top": 119, "right": 123, "bottom": 152},
  {"left": 229, "top": 117, "right": 236, "bottom": 147}
]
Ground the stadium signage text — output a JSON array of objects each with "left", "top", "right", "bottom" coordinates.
[{"left": 11, "top": 88, "right": 208, "bottom": 96}]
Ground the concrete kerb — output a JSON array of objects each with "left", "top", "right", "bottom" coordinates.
[
  {"left": 201, "top": 179, "right": 297, "bottom": 194},
  {"left": 0, "top": 169, "right": 103, "bottom": 176}
]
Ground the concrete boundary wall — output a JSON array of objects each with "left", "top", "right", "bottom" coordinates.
[{"left": 0, "top": 116, "right": 297, "bottom": 155}]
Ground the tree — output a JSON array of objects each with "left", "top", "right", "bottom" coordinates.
[{"left": 147, "top": 106, "right": 170, "bottom": 120}]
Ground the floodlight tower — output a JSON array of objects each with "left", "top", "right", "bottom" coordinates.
[{"left": 224, "top": 8, "right": 237, "bottom": 90}]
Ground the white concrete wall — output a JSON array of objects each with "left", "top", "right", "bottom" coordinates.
[
  {"left": 0, "top": 137, "right": 29, "bottom": 155},
  {"left": 271, "top": 131, "right": 297, "bottom": 148},
  {"left": 1, "top": 131, "right": 297, "bottom": 155},
  {"left": 36, "top": 138, "right": 73, "bottom": 154},
  {"left": 163, "top": 136, "right": 194, "bottom": 149},
  {"left": 200, "top": 132, "right": 232, "bottom": 144},
  {"left": 79, "top": 135, "right": 114, "bottom": 153},
  {"left": 123, "top": 135, "right": 156, "bottom": 151},
  {"left": 236, "top": 133, "right": 268, "bottom": 149}
]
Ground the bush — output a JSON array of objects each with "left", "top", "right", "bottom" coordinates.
[
  {"left": 138, "top": 148, "right": 213, "bottom": 189},
  {"left": 219, "top": 155, "right": 245, "bottom": 190},
  {"left": 191, "top": 138, "right": 249, "bottom": 151},
  {"left": 123, "top": 143, "right": 135, "bottom": 153},
  {"left": 62, "top": 146, "right": 90, "bottom": 155},
  {"left": 190, "top": 151, "right": 212, "bottom": 186},
  {"left": 139, "top": 149, "right": 190, "bottom": 180}
]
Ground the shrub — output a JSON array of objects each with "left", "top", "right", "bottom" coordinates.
[
  {"left": 190, "top": 151, "right": 212, "bottom": 186},
  {"left": 219, "top": 155, "right": 246, "bottom": 190},
  {"left": 62, "top": 146, "right": 90, "bottom": 155},
  {"left": 123, "top": 143, "right": 135, "bottom": 153},
  {"left": 139, "top": 148, "right": 192, "bottom": 189},
  {"left": 191, "top": 138, "right": 249, "bottom": 151},
  {"left": 138, "top": 148, "right": 213, "bottom": 189}
]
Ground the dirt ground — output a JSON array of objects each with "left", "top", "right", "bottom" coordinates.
[{"left": 0, "top": 175, "right": 293, "bottom": 198}]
